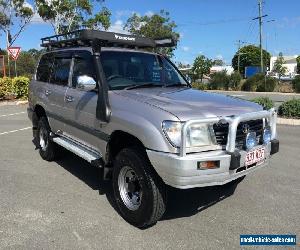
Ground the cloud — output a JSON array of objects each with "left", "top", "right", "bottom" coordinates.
[
  {"left": 22, "top": 1, "right": 46, "bottom": 24},
  {"left": 215, "top": 54, "right": 223, "bottom": 60},
  {"left": 276, "top": 16, "right": 300, "bottom": 28},
  {"left": 182, "top": 46, "right": 190, "bottom": 52},
  {"left": 145, "top": 11, "right": 154, "bottom": 17},
  {"left": 23, "top": 1, "right": 33, "bottom": 9},
  {"left": 116, "top": 10, "right": 135, "bottom": 19},
  {"left": 108, "top": 20, "right": 129, "bottom": 34},
  {"left": 31, "top": 13, "right": 45, "bottom": 24},
  {"left": 115, "top": 10, "right": 154, "bottom": 19},
  {"left": 115, "top": 10, "right": 141, "bottom": 19}
]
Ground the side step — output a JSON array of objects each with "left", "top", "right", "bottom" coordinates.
[{"left": 53, "top": 136, "right": 102, "bottom": 164}]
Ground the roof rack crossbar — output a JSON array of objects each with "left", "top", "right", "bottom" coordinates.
[{"left": 41, "top": 29, "right": 176, "bottom": 50}]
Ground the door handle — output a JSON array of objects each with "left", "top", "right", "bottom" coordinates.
[
  {"left": 45, "top": 90, "right": 52, "bottom": 96},
  {"left": 65, "top": 95, "right": 74, "bottom": 102}
]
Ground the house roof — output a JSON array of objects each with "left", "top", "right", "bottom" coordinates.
[{"left": 271, "top": 55, "right": 298, "bottom": 64}]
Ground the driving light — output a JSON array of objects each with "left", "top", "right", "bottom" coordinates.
[
  {"left": 263, "top": 126, "right": 272, "bottom": 144},
  {"left": 197, "top": 161, "right": 219, "bottom": 170},
  {"left": 162, "top": 121, "right": 182, "bottom": 147},
  {"left": 245, "top": 132, "right": 257, "bottom": 150}
]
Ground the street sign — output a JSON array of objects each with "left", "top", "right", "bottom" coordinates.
[{"left": 7, "top": 47, "right": 21, "bottom": 61}]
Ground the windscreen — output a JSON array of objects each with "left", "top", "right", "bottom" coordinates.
[{"left": 100, "top": 51, "right": 187, "bottom": 90}]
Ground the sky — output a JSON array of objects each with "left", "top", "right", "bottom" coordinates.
[{"left": 1, "top": 0, "right": 300, "bottom": 66}]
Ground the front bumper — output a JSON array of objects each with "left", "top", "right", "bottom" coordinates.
[
  {"left": 147, "top": 141, "right": 277, "bottom": 189},
  {"left": 147, "top": 108, "right": 278, "bottom": 189}
]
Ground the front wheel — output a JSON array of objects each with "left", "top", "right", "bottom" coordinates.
[{"left": 112, "top": 148, "right": 166, "bottom": 228}]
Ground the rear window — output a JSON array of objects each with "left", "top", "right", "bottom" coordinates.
[{"left": 36, "top": 54, "right": 53, "bottom": 82}]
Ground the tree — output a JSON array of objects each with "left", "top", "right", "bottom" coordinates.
[
  {"left": 212, "top": 59, "right": 224, "bottom": 66},
  {"left": 0, "top": 0, "right": 34, "bottom": 46},
  {"left": 192, "top": 55, "right": 212, "bottom": 82},
  {"left": 232, "top": 45, "right": 271, "bottom": 75},
  {"left": 36, "top": 0, "right": 111, "bottom": 34},
  {"left": 124, "top": 10, "right": 180, "bottom": 57},
  {"left": 296, "top": 55, "right": 300, "bottom": 74},
  {"left": 272, "top": 52, "right": 287, "bottom": 80},
  {"left": 209, "top": 70, "right": 230, "bottom": 90},
  {"left": 177, "top": 62, "right": 190, "bottom": 69},
  {"left": 229, "top": 71, "right": 242, "bottom": 90}
]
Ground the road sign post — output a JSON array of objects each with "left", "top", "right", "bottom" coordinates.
[
  {"left": 0, "top": 55, "right": 6, "bottom": 77},
  {"left": 7, "top": 47, "right": 21, "bottom": 77}
]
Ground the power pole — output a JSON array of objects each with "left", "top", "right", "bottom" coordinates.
[
  {"left": 253, "top": 0, "right": 268, "bottom": 73},
  {"left": 258, "top": 0, "right": 263, "bottom": 72},
  {"left": 236, "top": 40, "right": 246, "bottom": 74}
]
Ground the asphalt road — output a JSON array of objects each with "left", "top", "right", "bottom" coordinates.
[
  {"left": 209, "top": 90, "right": 300, "bottom": 108},
  {"left": 0, "top": 105, "right": 299, "bottom": 250}
]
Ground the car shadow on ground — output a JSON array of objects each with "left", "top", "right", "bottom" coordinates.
[
  {"left": 162, "top": 182, "right": 241, "bottom": 221},
  {"left": 45, "top": 147, "right": 242, "bottom": 223}
]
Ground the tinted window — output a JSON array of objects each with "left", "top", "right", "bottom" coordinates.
[
  {"left": 100, "top": 51, "right": 186, "bottom": 90},
  {"left": 50, "top": 57, "right": 72, "bottom": 86},
  {"left": 72, "top": 56, "right": 96, "bottom": 88},
  {"left": 162, "top": 58, "right": 182, "bottom": 84},
  {"left": 36, "top": 54, "right": 53, "bottom": 82}
]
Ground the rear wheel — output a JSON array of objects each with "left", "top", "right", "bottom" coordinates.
[
  {"left": 112, "top": 148, "right": 166, "bottom": 228},
  {"left": 37, "top": 117, "right": 59, "bottom": 161}
]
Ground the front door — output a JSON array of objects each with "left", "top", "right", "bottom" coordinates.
[{"left": 63, "top": 51, "right": 105, "bottom": 152}]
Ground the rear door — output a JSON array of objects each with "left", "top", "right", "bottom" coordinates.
[
  {"left": 35, "top": 53, "right": 54, "bottom": 121},
  {"left": 46, "top": 52, "right": 72, "bottom": 133}
]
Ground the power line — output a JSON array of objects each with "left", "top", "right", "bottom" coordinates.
[
  {"left": 235, "top": 40, "right": 248, "bottom": 73},
  {"left": 178, "top": 17, "right": 253, "bottom": 27}
]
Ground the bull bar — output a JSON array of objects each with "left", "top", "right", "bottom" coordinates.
[{"left": 180, "top": 108, "right": 277, "bottom": 157}]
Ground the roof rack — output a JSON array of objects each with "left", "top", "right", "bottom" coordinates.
[{"left": 41, "top": 29, "right": 176, "bottom": 50}]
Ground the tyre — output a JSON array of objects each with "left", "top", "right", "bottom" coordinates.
[
  {"left": 112, "top": 147, "right": 166, "bottom": 228},
  {"left": 37, "top": 116, "right": 59, "bottom": 161}
]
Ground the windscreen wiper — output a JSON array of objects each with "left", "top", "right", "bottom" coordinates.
[
  {"left": 165, "top": 83, "right": 188, "bottom": 88},
  {"left": 125, "top": 83, "right": 163, "bottom": 90}
]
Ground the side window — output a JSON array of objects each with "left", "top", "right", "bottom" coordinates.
[
  {"left": 72, "top": 56, "right": 96, "bottom": 88},
  {"left": 49, "top": 57, "right": 72, "bottom": 86},
  {"left": 36, "top": 54, "right": 53, "bottom": 82}
]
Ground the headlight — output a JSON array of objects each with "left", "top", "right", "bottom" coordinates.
[
  {"left": 186, "top": 124, "right": 216, "bottom": 147},
  {"left": 162, "top": 121, "right": 182, "bottom": 147},
  {"left": 162, "top": 121, "right": 216, "bottom": 148}
]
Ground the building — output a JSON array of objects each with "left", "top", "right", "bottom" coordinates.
[
  {"left": 269, "top": 55, "right": 298, "bottom": 75},
  {"left": 210, "top": 66, "right": 234, "bottom": 75}
]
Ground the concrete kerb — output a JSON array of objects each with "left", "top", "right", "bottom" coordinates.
[{"left": 0, "top": 100, "right": 28, "bottom": 106}]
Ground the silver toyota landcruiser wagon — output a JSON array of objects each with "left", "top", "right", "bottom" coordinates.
[{"left": 28, "top": 30, "right": 279, "bottom": 228}]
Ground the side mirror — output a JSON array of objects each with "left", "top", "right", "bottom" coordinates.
[{"left": 77, "top": 75, "right": 96, "bottom": 91}]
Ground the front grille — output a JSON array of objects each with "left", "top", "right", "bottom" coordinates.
[{"left": 213, "top": 119, "right": 264, "bottom": 150}]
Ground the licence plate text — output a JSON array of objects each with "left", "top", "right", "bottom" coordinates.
[{"left": 245, "top": 147, "right": 265, "bottom": 166}]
